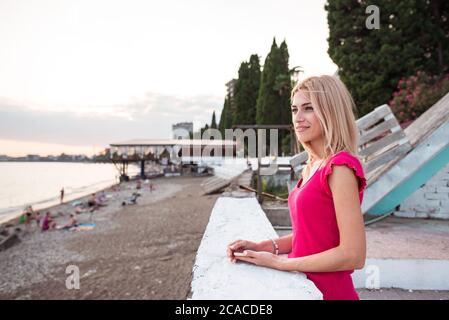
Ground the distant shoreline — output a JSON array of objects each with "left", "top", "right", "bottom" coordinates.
[
  {"left": 0, "top": 180, "right": 121, "bottom": 228},
  {"left": 0, "top": 160, "right": 99, "bottom": 163},
  {"left": 0, "top": 162, "right": 140, "bottom": 227}
]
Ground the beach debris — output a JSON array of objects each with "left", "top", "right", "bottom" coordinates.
[
  {"left": 158, "top": 256, "right": 172, "bottom": 261},
  {"left": 0, "top": 225, "right": 7, "bottom": 236},
  {"left": 82, "top": 269, "right": 97, "bottom": 278},
  {"left": 0, "top": 233, "right": 21, "bottom": 252},
  {"left": 71, "top": 200, "right": 83, "bottom": 207},
  {"left": 72, "top": 223, "right": 96, "bottom": 232},
  {"left": 239, "top": 185, "right": 288, "bottom": 202}
]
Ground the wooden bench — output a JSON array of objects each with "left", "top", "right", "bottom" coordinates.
[{"left": 362, "top": 92, "right": 449, "bottom": 215}]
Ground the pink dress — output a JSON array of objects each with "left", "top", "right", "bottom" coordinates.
[{"left": 288, "top": 151, "right": 366, "bottom": 300}]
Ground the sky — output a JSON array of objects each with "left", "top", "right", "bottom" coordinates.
[{"left": 0, "top": 0, "right": 337, "bottom": 156}]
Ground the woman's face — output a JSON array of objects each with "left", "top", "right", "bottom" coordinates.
[{"left": 291, "top": 91, "right": 323, "bottom": 144}]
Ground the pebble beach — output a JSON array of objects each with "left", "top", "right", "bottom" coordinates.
[{"left": 0, "top": 176, "right": 218, "bottom": 299}]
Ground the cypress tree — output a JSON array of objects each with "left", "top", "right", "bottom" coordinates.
[
  {"left": 247, "top": 54, "right": 261, "bottom": 124},
  {"left": 256, "top": 39, "right": 294, "bottom": 154},
  {"left": 233, "top": 61, "right": 250, "bottom": 125},
  {"left": 233, "top": 54, "right": 261, "bottom": 125},
  {"left": 218, "top": 97, "right": 231, "bottom": 136},
  {"left": 211, "top": 111, "right": 217, "bottom": 129},
  {"left": 256, "top": 38, "right": 283, "bottom": 125},
  {"left": 277, "top": 40, "right": 293, "bottom": 127}
]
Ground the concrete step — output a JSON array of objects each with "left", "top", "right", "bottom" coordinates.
[{"left": 262, "top": 206, "right": 291, "bottom": 227}]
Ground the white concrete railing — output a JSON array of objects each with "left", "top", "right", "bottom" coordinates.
[
  {"left": 353, "top": 258, "right": 449, "bottom": 290},
  {"left": 181, "top": 156, "right": 294, "bottom": 171},
  {"left": 212, "top": 165, "right": 248, "bottom": 180},
  {"left": 190, "top": 196, "right": 322, "bottom": 300}
]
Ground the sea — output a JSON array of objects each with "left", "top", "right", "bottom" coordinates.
[{"left": 0, "top": 162, "right": 138, "bottom": 224}]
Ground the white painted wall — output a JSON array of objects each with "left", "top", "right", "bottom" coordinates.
[
  {"left": 190, "top": 196, "right": 322, "bottom": 300},
  {"left": 353, "top": 258, "right": 449, "bottom": 290},
  {"left": 395, "top": 162, "right": 449, "bottom": 219}
]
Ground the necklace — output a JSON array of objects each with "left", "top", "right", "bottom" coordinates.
[
  {"left": 310, "top": 158, "right": 324, "bottom": 170},
  {"left": 300, "top": 159, "right": 324, "bottom": 188}
]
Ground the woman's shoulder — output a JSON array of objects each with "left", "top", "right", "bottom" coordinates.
[
  {"left": 323, "top": 151, "right": 364, "bottom": 178},
  {"left": 326, "top": 151, "right": 363, "bottom": 169},
  {"left": 321, "top": 150, "right": 366, "bottom": 193}
]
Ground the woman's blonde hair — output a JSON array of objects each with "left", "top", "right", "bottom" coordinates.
[{"left": 291, "top": 75, "right": 359, "bottom": 169}]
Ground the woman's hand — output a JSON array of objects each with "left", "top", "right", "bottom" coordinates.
[
  {"left": 227, "top": 239, "right": 259, "bottom": 263},
  {"left": 233, "top": 250, "right": 285, "bottom": 270}
]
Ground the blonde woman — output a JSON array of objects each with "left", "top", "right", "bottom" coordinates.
[{"left": 227, "top": 75, "right": 366, "bottom": 300}]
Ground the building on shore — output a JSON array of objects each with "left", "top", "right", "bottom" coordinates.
[{"left": 172, "top": 122, "right": 193, "bottom": 140}]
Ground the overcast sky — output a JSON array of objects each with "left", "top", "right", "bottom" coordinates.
[{"left": 0, "top": 0, "right": 337, "bottom": 156}]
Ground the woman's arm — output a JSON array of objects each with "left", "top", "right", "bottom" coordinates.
[
  {"left": 279, "top": 165, "right": 366, "bottom": 272},
  {"left": 256, "top": 233, "right": 292, "bottom": 254},
  {"left": 236, "top": 165, "right": 366, "bottom": 272}
]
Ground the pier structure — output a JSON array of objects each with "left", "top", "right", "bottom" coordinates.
[{"left": 109, "top": 139, "right": 236, "bottom": 181}]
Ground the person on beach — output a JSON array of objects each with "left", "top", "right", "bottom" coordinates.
[
  {"left": 121, "top": 192, "right": 140, "bottom": 206},
  {"left": 23, "top": 206, "right": 34, "bottom": 231},
  {"left": 227, "top": 75, "right": 366, "bottom": 300},
  {"left": 41, "top": 212, "right": 56, "bottom": 231},
  {"left": 97, "top": 191, "right": 107, "bottom": 204},
  {"left": 61, "top": 214, "right": 78, "bottom": 230},
  {"left": 87, "top": 193, "right": 98, "bottom": 210},
  {"left": 35, "top": 211, "right": 41, "bottom": 228},
  {"left": 60, "top": 187, "right": 65, "bottom": 204},
  {"left": 75, "top": 206, "right": 88, "bottom": 214}
]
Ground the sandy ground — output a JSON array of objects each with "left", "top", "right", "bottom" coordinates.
[
  {"left": 0, "top": 176, "right": 219, "bottom": 299},
  {"left": 277, "top": 215, "right": 449, "bottom": 259},
  {"left": 364, "top": 215, "right": 449, "bottom": 259}
]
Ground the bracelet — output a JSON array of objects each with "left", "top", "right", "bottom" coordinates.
[{"left": 270, "top": 238, "right": 279, "bottom": 255}]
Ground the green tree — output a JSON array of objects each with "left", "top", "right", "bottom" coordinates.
[
  {"left": 247, "top": 55, "right": 262, "bottom": 124},
  {"left": 218, "top": 96, "right": 231, "bottom": 136},
  {"left": 211, "top": 111, "right": 217, "bottom": 129},
  {"left": 233, "top": 54, "right": 261, "bottom": 125},
  {"left": 256, "top": 39, "right": 294, "bottom": 154},
  {"left": 277, "top": 40, "right": 293, "bottom": 127},
  {"left": 233, "top": 61, "right": 248, "bottom": 125},
  {"left": 256, "top": 38, "right": 282, "bottom": 125},
  {"left": 326, "top": 0, "right": 449, "bottom": 117}
]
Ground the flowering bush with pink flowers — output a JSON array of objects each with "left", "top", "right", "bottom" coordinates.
[{"left": 389, "top": 71, "right": 449, "bottom": 123}]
